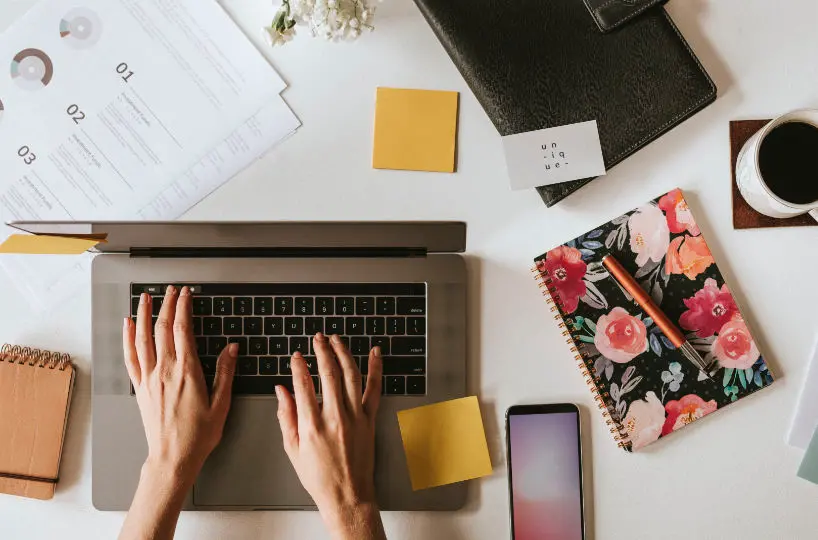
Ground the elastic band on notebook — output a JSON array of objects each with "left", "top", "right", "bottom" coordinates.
[{"left": 0, "top": 471, "right": 59, "bottom": 484}]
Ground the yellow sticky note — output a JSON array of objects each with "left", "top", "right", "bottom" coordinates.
[
  {"left": 373, "top": 87, "right": 459, "bottom": 173},
  {"left": 397, "top": 396, "right": 492, "bottom": 491},
  {"left": 0, "top": 234, "right": 103, "bottom": 254}
]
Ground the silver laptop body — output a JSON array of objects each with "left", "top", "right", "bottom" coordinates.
[{"left": 18, "top": 221, "right": 467, "bottom": 511}]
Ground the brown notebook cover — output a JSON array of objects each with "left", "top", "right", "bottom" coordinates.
[
  {"left": 0, "top": 345, "right": 75, "bottom": 500},
  {"left": 730, "top": 119, "right": 818, "bottom": 229}
]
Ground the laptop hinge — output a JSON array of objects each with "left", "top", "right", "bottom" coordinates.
[{"left": 128, "top": 247, "right": 428, "bottom": 258}]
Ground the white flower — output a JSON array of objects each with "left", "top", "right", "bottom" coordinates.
[
  {"left": 349, "top": 17, "right": 360, "bottom": 29},
  {"left": 266, "top": 0, "right": 379, "bottom": 46}
]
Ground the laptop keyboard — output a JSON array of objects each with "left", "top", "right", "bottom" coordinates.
[{"left": 130, "top": 283, "right": 427, "bottom": 396}]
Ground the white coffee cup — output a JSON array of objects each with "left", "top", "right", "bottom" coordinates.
[{"left": 736, "top": 109, "right": 818, "bottom": 222}]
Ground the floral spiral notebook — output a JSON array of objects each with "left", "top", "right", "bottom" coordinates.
[{"left": 534, "top": 189, "right": 774, "bottom": 452}]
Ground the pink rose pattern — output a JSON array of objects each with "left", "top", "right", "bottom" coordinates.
[{"left": 534, "top": 189, "right": 773, "bottom": 452}]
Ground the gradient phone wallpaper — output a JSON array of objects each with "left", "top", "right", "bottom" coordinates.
[{"left": 509, "top": 412, "right": 583, "bottom": 540}]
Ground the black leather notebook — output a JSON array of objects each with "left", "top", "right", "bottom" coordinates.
[{"left": 413, "top": 0, "right": 717, "bottom": 206}]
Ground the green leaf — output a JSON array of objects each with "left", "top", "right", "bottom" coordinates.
[
  {"left": 578, "top": 335, "right": 595, "bottom": 343},
  {"left": 722, "top": 368, "right": 735, "bottom": 387},
  {"left": 744, "top": 368, "right": 754, "bottom": 386},
  {"left": 585, "top": 319, "right": 597, "bottom": 334},
  {"left": 737, "top": 369, "right": 747, "bottom": 389}
]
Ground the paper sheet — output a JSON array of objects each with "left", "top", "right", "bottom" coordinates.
[
  {"left": 797, "top": 426, "right": 818, "bottom": 484},
  {"left": 372, "top": 87, "right": 458, "bottom": 173},
  {"left": 788, "top": 335, "right": 818, "bottom": 449},
  {"left": 397, "top": 396, "right": 493, "bottom": 491}
]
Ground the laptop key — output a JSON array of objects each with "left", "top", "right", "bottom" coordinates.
[
  {"left": 264, "top": 317, "right": 284, "bottom": 335},
  {"left": 223, "top": 318, "right": 242, "bottom": 335},
  {"left": 254, "top": 297, "right": 273, "bottom": 315},
  {"left": 195, "top": 337, "right": 208, "bottom": 356},
  {"left": 370, "top": 336, "right": 390, "bottom": 355},
  {"left": 244, "top": 317, "right": 263, "bottom": 335},
  {"left": 213, "top": 297, "right": 232, "bottom": 315},
  {"left": 407, "top": 376, "right": 426, "bottom": 395},
  {"left": 193, "top": 317, "right": 203, "bottom": 336},
  {"left": 376, "top": 297, "right": 396, "bottom": 315},
  {"left": 192, "top": 297, "right": 212, "bottom": 316},
  {"left": 337, "top": 298, "right": 354, "bottom": 315},
  {"left": 285, "top": 317, "right": 304, "bottom": 335},
  {"left": 269, "top": 337, "right": 288, "bottom": 355},
  {"left": 387, "top": 317, "right": 405, "bottom": 335},
  {"left": 397, "top": 297, "right": 425, "bottom": 315},
  {"left": 234, "top": 297, "right": 253, "bottom": 315},
  {"left": 290, "top": 337, "right": 309, "bottom": 354},
  {"left": 230, "top": 376, "right": 282, "bottom": 395},
  {"left": 203, "top": 317, "right": 222, "bottom": 335},
  {"left": 351, "top": 336, "right": 370, "bottom": 355},
  {"left": 131, "top": 297, "right": 140, "bottom": 316},
  {"left": 295, "top": 297, "right": 314, "bottom": 315},
  {"left": 407, "top": 317, "right": 425, "bottom": 336},
  {"left": 316, "top": 297, "right": 334, "bottom": 315},
  {"left": 356, "top": 297, "right": 375, "bottom": 315},
  {"left": 228, "top": 337, "right": 248, "bottom": 356},
  {"left": 238, "top": 357, "right": 258, "bottom": 375},
  {"left": 305, "top": 317, "right": 324, "bottom": 335},
  {"left": 152, "top": 297, "right": 164, "bottom": 316},
  {"left": 275, "top": 297, "right": 293, "bottom": 315},
  {"left": 346, "top": 317, "right": 365, "bottom": 335},
  {"left": 326, "top": 317, "right": 344, "bottom": 335},
  {"left": 357, "top": 356, "right": 369, "bottom": 374},
  {"left": 201, "top": 356, "right": 217, "bottom": 376},
  {"left": 260, "top": 357, "right": 278, "bottom": 375},
  {"left": 249, "top": 337, "right": 268, "bottom": 356},
  {"left": 280, "top": 356, "right": 319, "bottom": 375},
  {"left": 385, "top": 376, "right": 406, "bottom": 395},
  {"left": 391, "top": 337, "right": 426, "bottom": 355},
  {"left": 366, "top": 317, "right": 385, "bottom": 335},
  {"left": 208, "top": 337, "right": 228, "bottom": 356},
  {"left": 383, "top": 356, "right": 426, "bottom": 375}
]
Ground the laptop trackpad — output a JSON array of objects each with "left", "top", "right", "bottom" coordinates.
[{"left": 194, "top": 398, "right": 314, "bottom": 508}]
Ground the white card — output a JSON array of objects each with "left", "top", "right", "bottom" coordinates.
[{"left": 502, "top": 120, "right": 606, "bottom": 189}]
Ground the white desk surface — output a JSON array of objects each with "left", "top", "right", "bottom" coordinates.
[{"left": 2, "top": 0, "right": 818, "bottom": 538}]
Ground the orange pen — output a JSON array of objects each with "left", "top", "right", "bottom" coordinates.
[{"left": 602, "top": 254, "right": 719, "bottom": 378}]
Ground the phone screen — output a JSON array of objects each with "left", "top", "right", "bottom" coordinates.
[{"left": 507, "top": 407, "right": 583, "bottom": 540}]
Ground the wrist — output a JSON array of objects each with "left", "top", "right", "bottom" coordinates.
[
  {"left": 142, "top": 455, "right": 199, "bottom": 491},
  {"left": 320, "top": 500, "right": 385, "bottom": 540}
]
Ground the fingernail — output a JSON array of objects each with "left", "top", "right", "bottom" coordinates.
[
  {"left": 166, "top": 285, "right": 176, "bottom": 295},
  {"left": 228, "top": 343, "right": 239, "bottom": 357},
  {"left": 293, "top": 351, "right": 303, "bottom": 359},
  {"left": 373, "top": 346, "right": 382, "bottom": 357},
  {"left": 274, "top": 385, "right": 282, "bottom": 399},
  {"left": 123, "top": 317, "right": 130, "bottom": 329},
  {"left": 315, "top": 332, "right": 325, "bottom": 342},
  {"left": 180, "top": 286, "right": 191, "bottom": 296},
  {"left": 140, "top": 293, "right": 150, "bottom": 304},
  {"left": 331, "top": 334, "right": 341, "bottom": 344}
]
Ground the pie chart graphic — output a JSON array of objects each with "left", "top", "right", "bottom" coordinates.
[
  {"left": 10, "top": 49, "right": 54, "bottom": 90},
  {"left": 60, "top": 8, "right": 103, "bottom": 49}
]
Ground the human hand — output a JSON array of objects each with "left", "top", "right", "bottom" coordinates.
[
  {"left": 122, "top": 285, "right": 238, "bottom": 486},
  {"left": 276, "top": 333, "right": 386, "bottom": 540}
]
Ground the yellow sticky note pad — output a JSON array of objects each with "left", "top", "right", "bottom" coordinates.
[
  {"left": 397, "top": 396, "right": 492, "bottom": 491},
  {"left": 0, "top": 234, "right": 103, "bottom": 255},
  {"left": 373, "top": 87, "right": 459, "bottom": 173}
]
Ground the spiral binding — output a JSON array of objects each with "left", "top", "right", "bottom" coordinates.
[
  {"left": 0, "top": 344, "right": 71, "bottom": 371},
  {"left": 533, "top": 265, "right": 632, "bottom": 451}
]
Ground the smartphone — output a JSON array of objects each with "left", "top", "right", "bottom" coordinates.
[{"left": 506, "top": 403, "right": 585, "bottom": 540}]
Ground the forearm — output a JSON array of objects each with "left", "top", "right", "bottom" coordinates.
[
  {"left": 119, "top": 460, "right": 193, "bottom": 540},
  {"left": 321, "top": 502, "right": 387, "bottom": 540}
]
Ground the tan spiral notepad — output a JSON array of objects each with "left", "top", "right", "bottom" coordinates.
[{"left": 0, "top": 345, "right": 75, "bottom": 500}]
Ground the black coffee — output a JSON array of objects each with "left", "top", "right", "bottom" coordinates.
[{"left": 758, "top": 121, "right": 818, "bottom": 205}]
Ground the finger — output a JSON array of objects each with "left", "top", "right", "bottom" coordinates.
[
  {"left": 154, "top": 285, "right": 179, "bottom": 368},
  {"left": 291, "top": 351, "right": 320, "bottom": 426},
  {"left": 363, "top": 346, "right": 383, "bottom": 420},
  {"left": 328, "top": 333, "right": 363, "bottom": 413},
  {"left": 275, "top": 385, "right": 299, "bottom": 458},
  {"left": 211, "top": 343, "right": 238, "bottom": 420},
  {"left": 173, "top": 287, "right": 198, "bottom": 370},
  {"left": 122, "top": 317, "right": 141, "bottom": 386},
  {"left": 314, "top": 334, "right": 343, "bottom": 417},
  {"left": 135, "top": 293, "right": 156, "bottom": 373}
]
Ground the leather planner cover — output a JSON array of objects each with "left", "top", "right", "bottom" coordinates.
[{"left": 413, "top": 0, "right": 717, "bottom": 206}]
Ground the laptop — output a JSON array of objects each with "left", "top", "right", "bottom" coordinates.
[{"left": 14, "top": 221, "right": 467, "bottom": 511}]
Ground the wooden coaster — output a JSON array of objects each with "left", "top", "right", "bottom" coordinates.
[{"left": 730, "top": 119, "right": 818, "bottom": 229}]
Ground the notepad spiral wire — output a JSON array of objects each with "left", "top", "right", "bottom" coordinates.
[
  {"left": 0, "top": 344, "right": 71, "bottom": 371},
  {"left": 532, "top": 267, "right": 632, "bottom": 450}
]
